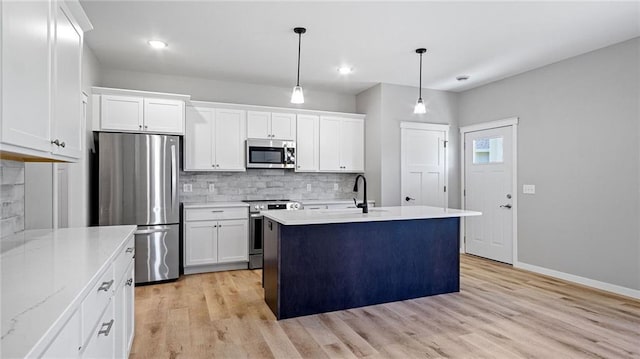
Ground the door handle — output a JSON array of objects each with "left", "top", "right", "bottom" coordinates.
[
  {"left": 134, "top": 228, "right": 169, "bottom": 235},
  {"left": 405, "top": 196, "right": 415, "bottom": 202},
  {"left": 170, "top": 145, "right": 177, "bottom": 209},
  {"left": 500, "top": 204, "right": 512, "bottom": 209}
]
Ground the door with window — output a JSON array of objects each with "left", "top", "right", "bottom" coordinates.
[{"left": 464, "top": 126, "right": 514, "bottom": 263}]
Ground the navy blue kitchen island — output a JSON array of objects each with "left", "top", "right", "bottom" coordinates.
[{"left": 262, "top": 206, "right": 481, "bottom": 320}]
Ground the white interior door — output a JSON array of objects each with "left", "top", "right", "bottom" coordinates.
[
  {"left": 401, "top": 123, "right": 448, "bottom": 207},
  {"left": 464, "top": 126, "right": 513, "bottom": 263}
]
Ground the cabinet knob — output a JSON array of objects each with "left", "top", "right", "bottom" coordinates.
[
  {"left": 212, "top": 164, "right": 216, "bottom": 167},
  {"left": 59, "top": 142, "right": 65, "bottom": 148},
  {"left": 126, "top": 278, "right": 133, "bottom": 286},
  {"left": 98, "top": 280, "right": 114, "bottom": 292},
  {"left": 139, "top": 125, "right": 142, "bottom": 129},
  {"left": 98, "top": 319, "right": 114, "bottom": 337},
  {"left": 144, "top": 125, "right": 148, "bottom": 129},
  {"left": 216, "top": 164, "right": 220, "bottom": 167},
  {"left": 51, "top": 139, "right": 60, "bottom": 146}
]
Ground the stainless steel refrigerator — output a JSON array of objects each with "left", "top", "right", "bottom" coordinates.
[{"left": 96, "top": 132, "right": 180, "bottom": 284}]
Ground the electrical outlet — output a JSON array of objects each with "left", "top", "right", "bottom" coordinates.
[
  {"left": 523, "top": 184, "right": 535, "bottom": 194},
  {"left": 333, "top": 183, "right": 339, "bottom": 191},
  {"left": 208, "top": 184, "right": 215, "bottom": 192},
  {"left": 307, "top": 184, "right": 312, "bottom": 191},
  {"left": 183, "top": 183, "right": 192, "bottom": 193}
]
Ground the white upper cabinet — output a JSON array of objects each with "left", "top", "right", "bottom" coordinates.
[
  {"left": 144, "top": 98, "right": 185, "bottom": 133},
  {"left": 101, "top": 95, "right": 144, "bottom": 131},
  {"left": 296, "top": 114, "right": 319, "bottom": 172},
  {"left": 270, "top": 113, "right": 296, "bottom": 139},
  {"left": 214, "top": 109, "right": 246, "bottom": 171},
  {"left": 94, "top": 88, "right": 189, "bottom": 135},
  {"left": 247, "top": 111, "right": 271, "bottom": 138},
  {"left": 51, "top": 1, "right": 83, "bottom": 159},
  {"left": 247, "top": 111, "right": 296, "bottom": 140},
  {"left": 184, "top": 106, "right": 246, "bottom": 172},
  {"left": 1, "top": 0, "right": 90, "bottom": 161},
  {"left": 319, "top": 116, "right": 364, "bottom": 173}
]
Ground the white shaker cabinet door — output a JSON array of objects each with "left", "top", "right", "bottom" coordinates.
[
  {"left": 247, "top": 111, "right": 270, "bottom": 139},
  {"left": 185, "top": 221, "right": 218, "bottom": 266},
  {"left": 143, "top": 98, "right": 184, "bottom": 134},
  {"left": 101, "top": 95, "right": 144, "bottom": 132},
  {"left": 82, "top": 301, "right": 115, "bottom": 359},
  {"left": 52, "top": 2, "right": 83, "bottom": 159},
  {"left": 214, "top": 109, "right": 246, "bottom": 171},
  {"left": 217, "top": 220, "right": 249, "bottom": 263},
  {"left": 184, "top": 107, "right": 215, "bottom": 170},
  {"left": 296, "top": 114, "right": 319, "bottom": 172},
  {"left": 1, "top": 0, "right": 52, "bottom": 152},
  {"left": 319, "top": 117, "right": 342, "bottom": 171},
  {"left": 339, "top": 119, "right": 365, "bottom": 172},
  {"left": 270, "top": 113, "right": 296, "bottom": 140}
]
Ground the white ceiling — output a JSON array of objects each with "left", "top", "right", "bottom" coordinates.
[{"left": 81, "top": 1, "right": 640, "bottom": 95}]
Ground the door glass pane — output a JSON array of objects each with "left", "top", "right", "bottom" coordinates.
[{"left": 473, "top": 137, "right": 503, "bottom": 164}]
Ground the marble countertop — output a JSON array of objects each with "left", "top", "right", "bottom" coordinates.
[
  {"left": 301, "top": 199, "right": 375, "bottom": 205},
  {"left": 182, "top": 202, "right": 249, "bottom": 209},
  {"left": 1, "top": 225, "right": 137, "bottom": 358},
  {"left": 262, "top": 205, "right": 481, "bottom": 225}
]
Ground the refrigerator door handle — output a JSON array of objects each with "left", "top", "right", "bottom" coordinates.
[
  {"left": 170, "top": 144, "right": 177, "bottom": 209},
  {"left": 135, "top": 228, "right": 170, "bottom": 235}
]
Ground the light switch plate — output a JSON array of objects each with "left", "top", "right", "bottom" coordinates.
[
  {"left": 333, "top": 183, "right": 339, "bottom": 191},
  {"left": 183, "top": 183, "right": 193, "bottom": 193},
  {"left": 208, "top": 184, "right": 215, "bottom": 192},
  {"left": 307, "top": 184, "right": 312, "bottom": 191},
  {"left": 523, "top": 184, "right": 535, "bottom": 194}
]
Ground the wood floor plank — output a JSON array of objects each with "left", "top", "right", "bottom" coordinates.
[{"left": 130, "top": 255, "right": 640, "bottom": 358}]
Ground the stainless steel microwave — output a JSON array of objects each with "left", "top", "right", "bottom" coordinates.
[{"left": 246, "top": 139, "right": 296, "bottom": 169}]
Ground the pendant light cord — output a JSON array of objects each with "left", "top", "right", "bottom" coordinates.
[
  {"left": 296, "top": 32, "right": 302, "bottom": 86},
  {"left": 418, "top": 52, "right": 423, "bottom": 99}
]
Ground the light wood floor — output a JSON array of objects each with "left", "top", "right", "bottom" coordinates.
[{"left": 129, "top": 255, "right": 640, "bottom": 358}]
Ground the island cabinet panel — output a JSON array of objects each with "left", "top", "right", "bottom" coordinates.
[{"left": 264, "top": 217, "right": 460, "bottom": 319}]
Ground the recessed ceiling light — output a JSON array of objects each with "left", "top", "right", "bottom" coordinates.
[
  {"left": 456, "top": 75, "right": 470, "bottom": 81},
  {"left": 148, "top": 40, "right": 168, "bottom": 49},
  {"left": 338, "top": 66, "right": 353, "bottom": 75}
]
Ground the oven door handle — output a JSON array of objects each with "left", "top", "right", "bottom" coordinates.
[{"left": 250, "top": 213, "right": 263, "bottom": 218}]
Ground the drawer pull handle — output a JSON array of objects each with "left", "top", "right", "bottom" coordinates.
[
  {"left": 125, "top": 247, "right": 134, "bottom": 253},
  {"left": 98, "top": 280, "right": 114, "bottom": 292},
  {"left": 211, "top": 210, "right": 224, "bottom": 213},
  {"left": 98, "top": 319, "right": 114, "bottom": 336},
  {"left": 126, "top": 278, "right": 133, "bottom": 286}
]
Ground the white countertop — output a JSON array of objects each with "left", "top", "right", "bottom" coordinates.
[
  {"left": 1, "top": 225, "right": 137, "bottom": 358},
  {"left": 301, "top": 199, "right": 375, "bottom": 205},
  {"left": 262, "top": 205, "right": 481, "bottom": 225},
  {"left": 182, "top": 202, "right": 249, "bottom": 209}
]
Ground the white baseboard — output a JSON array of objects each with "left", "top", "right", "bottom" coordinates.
[
  {"left": 184, "top": 262, "right": 248, "bottom": 275},
  {"left": 514, "top": 261, "right": 640, "bottom": 300}
]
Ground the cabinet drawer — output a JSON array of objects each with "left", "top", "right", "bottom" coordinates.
[
  {"left": 185, "top": 207, "right": 248, "bottom": 221},
  {"left": 82, "top": 264, "right": 115, "bottom": 338},
  {"left": 82, "top": 300, "right": 115, "bottom": 359},
  {"left": 113, "top": 236, "right": 135, "bottom": 284}
]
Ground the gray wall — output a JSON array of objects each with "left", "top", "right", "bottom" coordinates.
[
  {"left": 0, "top": 160, "right": 25, "bottom": 239},
  {"left": 180, "top": 170, "right": 359, "bottom": 203},
  {"left": 99, "top": 68, "right": 357, "bottom": 113},
  {"left": 356, "top": 83, "right": 460, "bottom": 208},
  {"left": 458, "top": 38, "right": 640, "bottom": 290}
]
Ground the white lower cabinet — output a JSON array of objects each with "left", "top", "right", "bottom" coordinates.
[
  {"left": 39, "top": 235, "right": 135, "bottom": 359},
  {"left": 184, "top": 205, "right": 249, "bottom": 274}
]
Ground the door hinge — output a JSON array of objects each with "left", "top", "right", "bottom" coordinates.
[
  {"left": 463, "top": 189, "right": 466, "bottom": 196},
  {"left": 443, "top": 140, "right": 448, "bottom": 148},
  {"left": 444, "top": 186, "right": 447, "bottom": 192}
]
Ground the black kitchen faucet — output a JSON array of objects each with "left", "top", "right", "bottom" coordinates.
[{"left": 352, "top": 175, "right": 369, "bottom": 214}]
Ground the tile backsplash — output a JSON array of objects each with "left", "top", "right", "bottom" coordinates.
[
  {"left": 1, "top": 160, "right": 25, "bottom": 239},
  {"left": 180, "top": 169, "right": 359, "bottom": 203}
]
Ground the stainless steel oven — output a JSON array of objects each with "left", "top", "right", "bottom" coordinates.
[
  {"left": 244, "top": 200, "right": 301, "bottom": 269},
  {"left": 246, "top": 139, "right": 295, "bottom": 169}
]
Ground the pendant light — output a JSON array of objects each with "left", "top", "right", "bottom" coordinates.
[
  {"left": 291, "top": 27, "right": 306, "bottom": 104},
  {"left": 414, "top": 48, "right": 427, "bottom": 114}
]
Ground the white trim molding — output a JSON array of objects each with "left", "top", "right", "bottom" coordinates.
[
  {"left": 459, "top": 117, "right": 519, "bottom": 134},
  {"left": 515, "top": 261, "right": 640, "bottom": 300},
  {"left": 460, "top": 117, "right": 519, "bottom": 264},
  {"left": 400, "top": 122, "right": 450, "bottom": 131}
]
